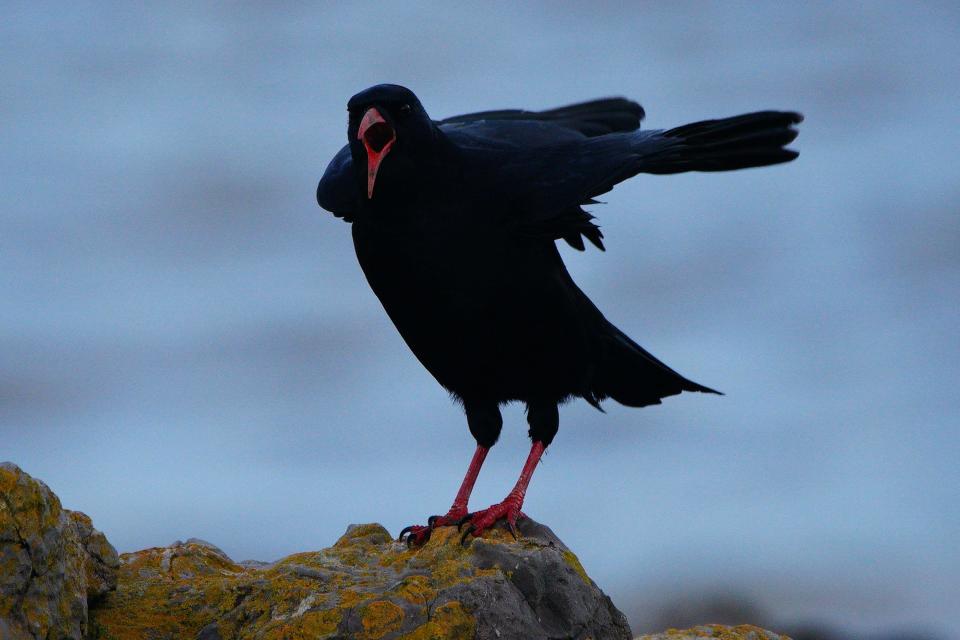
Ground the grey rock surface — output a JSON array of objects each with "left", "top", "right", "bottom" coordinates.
[{"left": 457, "top": 518, "right": 632, "bottom": 640}]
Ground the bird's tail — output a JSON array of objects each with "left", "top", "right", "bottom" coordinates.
[
  {"left": 588, "top": 325, "right": 721, "bottom": 409},
  {"left": 637, "top": 111, "right": 803, "bottom": 174}
]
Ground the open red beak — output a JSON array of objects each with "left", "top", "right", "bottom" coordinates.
[{"left": 357, "top": 107, "right": 396, "bottom": 199}]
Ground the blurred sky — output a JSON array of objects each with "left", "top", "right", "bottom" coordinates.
[{"left": 2, "top": 3, "right": 958, "bottom": 637}]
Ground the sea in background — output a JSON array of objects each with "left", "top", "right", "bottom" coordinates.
[{"left": 2, "top": 3, "right": 958, "bottom": 637}]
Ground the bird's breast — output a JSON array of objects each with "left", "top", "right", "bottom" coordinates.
[{"left": 350, "top": 217, "right": 595, "bottom": 400}]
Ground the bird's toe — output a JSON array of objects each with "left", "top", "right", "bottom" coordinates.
[
  {"left": 454, "top": 512, "right": 475, "bottom": 531},
  {"left": 457, "top": 498, "right": 523, "bottom": 544},
  {"left": 398, "top": 524, "right": 432, "bottom": 547},
  {"left": 399, "top": 508, "right": 470, "bottom": 547}
]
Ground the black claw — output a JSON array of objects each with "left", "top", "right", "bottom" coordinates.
[
  {"left": 427, "top": 515, "right": 438, "bottom": 527},
  {"left": 404, "top": 527, "right": 431, "bottom": 548},
  {"left": 455, "top": 513, "right": 474, "bottom": 531},
  {"left": 507, "top": 521, "right": 518, "bottom": 540},
  {"left": 460, "top": 524, "right": 475, "bottom": 546},
  {"left": 398, "top": 526, "right": 415, "bottom": 542}
]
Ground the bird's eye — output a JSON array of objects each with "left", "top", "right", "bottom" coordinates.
[{"left": 399, "top": 103, "right": 412, "bottom": 115}]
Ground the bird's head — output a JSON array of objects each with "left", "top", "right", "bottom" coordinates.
[{"left": 346, "top": 84, "right": 434, "bottom": 202}]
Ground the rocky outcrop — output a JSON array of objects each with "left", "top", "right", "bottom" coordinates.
[
  {"left": 0, "top": 462, "right": 120, "bottom": 640},
  {"left": 89, "top": 519, "right": 632, "bottom": 639},
  {"left": 2, "top": 463, "right": 791, "bottom": 640}
]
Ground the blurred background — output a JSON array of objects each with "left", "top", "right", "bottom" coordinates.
[{"left": 2, "top": 3, "right": 957, "bottom": 638}]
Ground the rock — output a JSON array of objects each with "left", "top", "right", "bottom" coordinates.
[
  {"left": 68, "top": 511, "right": 120, "bottom": 602},
  {"left": 0, "top": 462, "right": 120, "bottom": 640},
  {"left": 1, "top": 463, "right": 793, "bottom": 640},
  {"left": 637, "top": 625, "right": 790, "bottom": 640},
  {"left": 90, "top": 518, "right": 632, "bottom": 640}
]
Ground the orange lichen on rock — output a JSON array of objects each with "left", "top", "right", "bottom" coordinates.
[
  {"left": 3, "top": 462, "right": 791, "bottom": 640},
  {"left": 640, "top": 624, "right": 792, "bottom": 640},
  {"left": 1, "top": 462, "right": 119, "bottom": 640},
  {"left": 88, "top": 539, "right": 253, "bottom": 639},
  {"left": 359, "top": 600, "right": 406, "bottom": 639},
  {"left": 397, "top": 601, "right": 475, "bottom": 640},
  {"left": 85, "top": 517, "right": 636, "bottom": 639},
  {"left": 88, "top": 523, "right": 477, "bottom": 639}
]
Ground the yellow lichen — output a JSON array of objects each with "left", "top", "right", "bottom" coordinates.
[
  {"left": 650, "top": 624, "right": 790, "bottom": 640},
  {"left": 0, "top": 466, "right": 18, "bottom": 493},
  {"left": 359, "top": 600, "right": 405, "bottom": 639},
  {"left": 334, "top": 523, "right": 392, "bottom": 547},
  {"left": 561, "top": 549, "right": 591, "bottom": 585},
  {"left": 398, "top": 601, "right": 475, "bottom": 640},
  {"left": 337, "top": 588, "right": 365, "bottom": 609},
  {"left": 0, "top": 464, "right": 91, "bottom": 639},
  {"left": 88, "top": 542, "right": 258, "bottom": 639},
  {"left": 257, "top": 607, "right": 343, "bottom": 640},
  {"left": 389, "top": 574, "right": 437, "bottom": 606},
  {"left": 85, "top": 520, "right": 638, "bottom": 639}
]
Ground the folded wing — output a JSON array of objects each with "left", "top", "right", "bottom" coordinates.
[{"left": 316, "top": 145, "right": 356, "bottom": 221}]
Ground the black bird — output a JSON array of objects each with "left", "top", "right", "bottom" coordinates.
[{"left": 317, "top": 84, "right": 801, "bottom": 544}]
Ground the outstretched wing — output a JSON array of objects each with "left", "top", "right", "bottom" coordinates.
[
  {"left": 317, "top": 95, "right": 801, "bottom": 251},
  {"left": 438, "top": 97, "right": 644, "bottom": 138},
  {"left": 316, "top": 97, "right": 647, "bottom": 232},
  {"left": 449, "top": 110, "right": 802, "bottom": 246},
  {"left": 436, "top": 98, "right": 646, "bottom": 250}
]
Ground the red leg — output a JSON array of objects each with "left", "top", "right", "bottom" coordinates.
[
  {"left": 399, "top": 445, "right": 488, "bottom": 546},
  {"left": 460, "top": 440, "right": 545, "bottom": 543},
  {"left": 447, "top": 444, "right": 488, "bottom": 516}
]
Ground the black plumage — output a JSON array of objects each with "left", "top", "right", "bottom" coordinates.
[{"left": 317, "top": 84, "right": 801, "bottom": 543}]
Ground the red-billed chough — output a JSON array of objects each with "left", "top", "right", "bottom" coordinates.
[{"left": 317, "top": 84, "right": 801, "bottom": 545}]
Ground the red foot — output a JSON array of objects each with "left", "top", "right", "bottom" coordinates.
[
  {"left": 459, "top": 495, "right": 526, "bottom": 544},
  {"left": 398, "top": 507, "right": 468, "bottom": 547}
]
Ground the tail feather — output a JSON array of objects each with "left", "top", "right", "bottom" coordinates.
[
  {"left": 638, "top": 110, "right": 803, "bottom": 175},
  {"left": 592, "top": 328, "right": 721, "bottom": 408}
]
